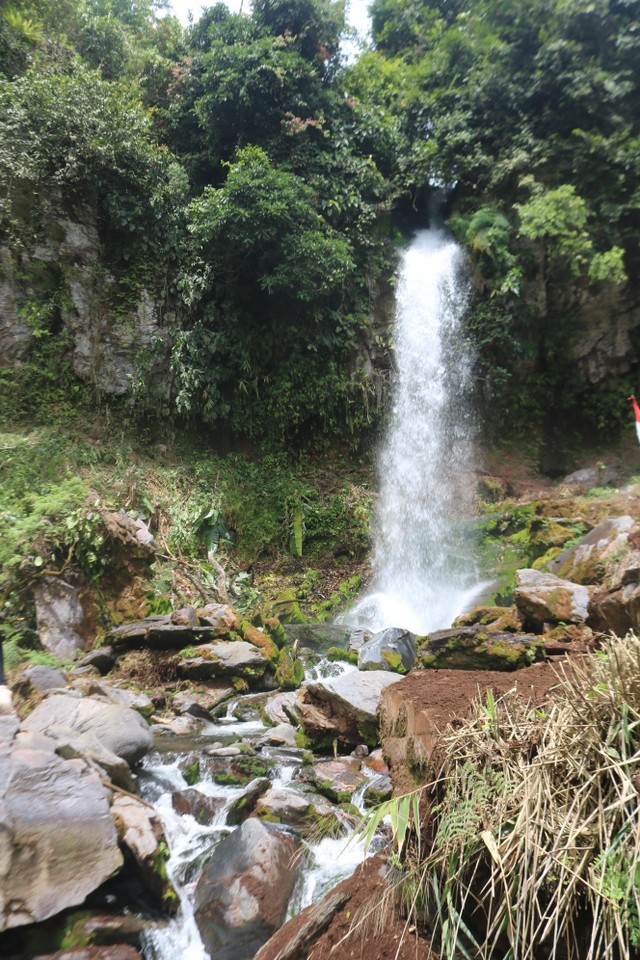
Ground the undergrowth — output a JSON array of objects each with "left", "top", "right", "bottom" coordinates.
[{"left": 353, "top": 636, "right": 640, "bottom": 960}]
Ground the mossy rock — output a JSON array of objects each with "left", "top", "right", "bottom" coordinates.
[
  {"left": 274, "top": 650, "right": 304, "bottom": 690},
  {"left": 453, "top": 605, "right": 523, "bottom": 632},
  {"left": 201, "top": 754, "right": 270, "bottom": 787},
  {"left": 417, "top": 626, "right": 543, "bottom": 671},
  {"left": 262, "top": 616, "right": 288, "bottom": 648},
  {"left": 238, "top": 618, "right": 278, "bottom": 661},
  {"left": 263, "top": 589, "right": 308, "bottom": 624},
  {"left": 326, "top": 646, "right": 358, "bottom": 665}
]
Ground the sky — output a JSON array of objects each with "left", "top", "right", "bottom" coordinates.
[{"left": 164, "top": 0, "right": 371, "bottom": 39}]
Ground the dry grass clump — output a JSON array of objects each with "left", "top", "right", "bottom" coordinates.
[{"left": 399, "top": 636, "right": 640, "bottom": 960}]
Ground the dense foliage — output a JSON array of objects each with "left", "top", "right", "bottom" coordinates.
[
  {"left": 347, "top": 0, "right": 639, "bottom": 451},
  {"left": 1, "top": 0, "right": 639, "bottom": 451}
]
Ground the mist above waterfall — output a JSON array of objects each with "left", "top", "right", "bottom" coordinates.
[{"left": 347, "top": 227, "right": 484, "bottom": 635}]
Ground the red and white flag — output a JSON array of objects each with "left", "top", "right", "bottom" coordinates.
[{"left": 629, "top": 395, "right": 640, "bottom": 444}]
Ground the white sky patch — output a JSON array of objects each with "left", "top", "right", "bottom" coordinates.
[{"left": 164, "top": 0, "right": 370, "bottom": 39}]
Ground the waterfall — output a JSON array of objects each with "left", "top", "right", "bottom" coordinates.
[{"left": 348, "top": 226, "right": 485, "bottom": 635}]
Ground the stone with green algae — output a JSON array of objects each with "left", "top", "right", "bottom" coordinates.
[{"left": 417, "top": 625, "right": 543, "bottom": 671}]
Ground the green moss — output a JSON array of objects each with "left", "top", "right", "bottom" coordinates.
[
  {"left": 381, "top": 649, "right": 407, "bottom": 674},
  {"left": 265, "top": 589, "right": 308, "bottom": 624},
  {"left": 274, "top": 650, "right": 304, "bottom": 689},
  {"left": 327, "top": 646, "right": 358, "bottom": 665},
  {"left": 183, "top": 761, "right": 200, "bottom": 785}
]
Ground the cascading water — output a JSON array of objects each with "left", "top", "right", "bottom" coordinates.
[{"left": 348, "top": 225, "right": 486, "bottom": 635}]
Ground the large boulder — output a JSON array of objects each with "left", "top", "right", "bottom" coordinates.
[
  {"left": 300, "top": 759, "right": 366, "bottom": 804},
  {"left": 34, "top": 577, "right": 86, "bottom": 659},
  {"left": 0, "top": 714, "right": 123, "bottom": 931},
  {"left": 358, "top": 627, "right": 416, "bottom": 673},
  {"left": 417, "top": 626, "right": 543, "bottom": 670},
  {"left": 294, "top": 670, "right": 404, "bottom": 749},
  {"left": 280, "top": 623, "right": 352, "bottom": 653},
  {"left": 110, "top": 795, "right": 176, "bottom": 911},
  {"left": 193, "top": 818, "right": 301, "bottom": 960},
  {"left": 514, "top": 569, "right": 590, "bottom": 630},
  {"left": 549, "top": 516, "right": 637, "bottom": 583},
  {"left": 23, "top": 693, "right": 154, "bottom": 765}
]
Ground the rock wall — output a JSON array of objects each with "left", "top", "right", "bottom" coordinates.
[{"left": 0, "top": 200, "right": 172, "bottom": 396}]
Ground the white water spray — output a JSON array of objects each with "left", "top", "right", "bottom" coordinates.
[{"left": 348, "top": 227, "right": 485, "bottom": 634}]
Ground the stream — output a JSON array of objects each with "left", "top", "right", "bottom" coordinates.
[{"left": 139, "top": 657, "right": 374, "bottom": 960}]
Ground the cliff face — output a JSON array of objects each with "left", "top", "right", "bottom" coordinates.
[
  {"left": 0, "top": 200, "right": 172, "bottom": 396},
  {"left": 571, "top": 284, "right": 640, "bottom": 384}
]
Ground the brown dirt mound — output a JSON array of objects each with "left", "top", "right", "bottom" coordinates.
[{"left": 257, "top": 854, "right": 434, "bottom": 960}]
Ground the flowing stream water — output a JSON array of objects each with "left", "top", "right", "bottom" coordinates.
[{"left": 347, "top": 225, "right": 486, "bottom": 634}]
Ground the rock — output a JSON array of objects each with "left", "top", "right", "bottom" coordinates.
[
  {"left": 254, "top": 786, "right": 312, "bottom": 826},
  {"left": 363, "top": 774, "right": 393, "bottom": 805},
  {"left": 208, "top": 745, "right": 243, "bottom": 757},
  {"left": 226, "top": 777, "right": 271, "bottom": 826},
  {"left": 280, "top": 623, "right": 352, "bottom": 653},
  {"left": 453, "top": 605, "right": 523, "bottom": 631},
  {"left": 258, "top": 723, "right": 298, "bottom": 748},
  {"left": 178, "top": 641, "right": 268, "bottom": 681},
  {"left": 294, "top": 670, "right": 404, "bottom": 749},
  {"left": 301, "top": 759, "right": 366, "bottom": 804},
  {"left": 196, "top": 603, "right": 240, "bottom": 632},
  {"left": 0, "top": 717, "right": 123, "bottom": 931},
  {"left": 200, "top": 753, "right": 270, "bottom": 787},
  {"left": 263, "top": 691, "right": 298, "bottom": 726},
  {"left": 74, "top": 681, "right": 154, "bottom": 718},
  {"left": 417, "top": 626, "right": 543, "bottom": 670},
  {"left": 101, "top": 509, "right": 156, "bottom": 555},
  {"left": 73, "top": 647, "right": 116, "bottom": 674},
  {"left": 23, "top": 694, "right": 154, "bottom": 765},
  {"left": 358, "top": 627, "right": 416, "bottom": 673},
  {"left": 172, "top": 789, "right": 226, "bottom": 824},
  {"left": 171, "top": 605, "right": 199, "bottom": 627},
  {"left": 348, "top": 628, "right": 373, "bottom": 653},
  {"left": 253, "top": 888, "right": 350, "bottom": 960},
  {"left": 589, "top": 581, "right": 640, "bottom": 635},
  {"left": 34, "top": 577, "right": 86, "bottom": 659},
  {"left": 58, "top": 911, "right": 148, "bottom": 948},
  {"left": 562, "top": 465, "right": 618, "bottom": 487},
  {"left": 172, "top": 689, "right": 232, "bottom": 720},
  {"left": 110, "top": 795, "right": 176, "bottom": 911},
  {"left": 46, "top": 724, "right": 137, "bottom": 792},
  {"left": 150, "top": 714, "right": 205, "bottom": 737},
  {"left": 194, "top": 818, "right": 301, "bottom": 960},
  {"left": 514, "top": 569, "right": 590, "bottom": 630},
  {"left": 13, "top": 664, "right": 68, "bottom": 698},
  {"left": 549, "top": 516, "right": 637, "bottom": 584},
  {"left": 107, "top": 618, "right": 217, "bottom": 651},
  {"left": 0, "top": 686, "right": 13, "bottom": 715}
]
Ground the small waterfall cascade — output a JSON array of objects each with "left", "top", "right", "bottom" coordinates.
[{"left": 348, "top": 225, "right": 484, "bottom": 634}]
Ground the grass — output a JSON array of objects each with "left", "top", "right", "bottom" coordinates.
[{"left": 354, "top": 635, "right": 640, "bottom": 960}]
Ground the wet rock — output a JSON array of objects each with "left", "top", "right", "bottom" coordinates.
[
  {"left": 178, "top": 641, "right": 268, "bottom": 682},
  {"left": 301, "top": 758, "right": 366, "bottom": 804},
  {"left": 417, "top": 626, "right": 543, "bottom": 670},
  {"left": 348, "top": 627, "right": 373, "bottom": 653},
  {"left": 514, "top": 569, "right": 590, "bottom": 629},
  {"left": 59, "top": 911, "right": 148, "bottom": 948},
  {"left": 226, "top": 777, "right": 271, "bottom": 826},
  {"left": 23, "top": 693, "right": 154, "bottom": 765},
  {"left": 363, "top": 774, "right": 393, "bottom": 805},
  {"left": 200, "top": 753, "right": 271, "bottom": 787},
  {"left": 73, "top": 647, "right": 116, "bottom": 675},
  {"left": 254, "top": 786, "right": 312, "bottom": 826},
  {"left": 111, "top": 795, "right": 176, "bottom": 911},
  {"left": 263, "top": 692, "right": 298, "bottom": 726},
  {"left": 0, "top": 715, "right": 123, "bottom": 932},
  {"left": 172, "top": 788, "right": 226, "bottom": 824},
  {"left": 358, "top": 627, "right": 416, "bottom": 673},
  {"left": 208, "top": 745, "right": 243, "bottom": 757},
  {"left": 549, "top": 515, "right": 637, "bottom": 584},
  {"left": 253, "top": 888, "right": 350, "bottom": 960},
  {"left": 34, "top": 577, "right": 86, "bottom": 659},
  {"left": 294, "top": 670, "right": 404, "bottom": 749},
  {"left": 194, "top": 818, "right": 301, "bottom": 960}
]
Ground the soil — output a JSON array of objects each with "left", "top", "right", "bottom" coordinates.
[{"left": 258, "top": 854, "right": 435, "bottom": 960}]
